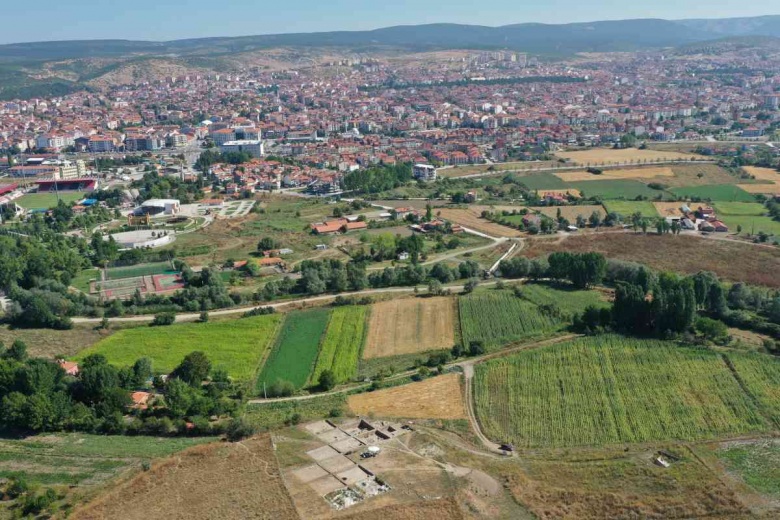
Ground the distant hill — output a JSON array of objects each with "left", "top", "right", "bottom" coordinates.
[{"left": 677, "top": 15, "right": 780, "bottom": 38}]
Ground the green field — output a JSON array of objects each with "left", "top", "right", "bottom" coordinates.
[
  {"left": 513, "top": 283, "right": 610, "bottom": 316},
  {"left": 671, "top": 184, "right": 756, "bottom": 202},
  {"left": 0, "top": 433, "right": 212, "bottom": 488},
  {"left": 719, "top": 215, "right": 780, "bottom": 236},
  {"left": 713, "top": 202, "right": 767, "bottom": 216},
  {"left": 71, "top": 268, "right": 100, "bottom": 292},
  {"left": 473, "top": 336, "right": 778, "bottom": 448},
  {"left": 603, "top": 200, "right": 661, "bottom": 218},
  {"left": 16, "top": 192, "right": 84, "bottom": 209},
  {"left": 76, "top": 314, "right": 282, "bottom": 381},
  {"left": 717, "top": 441, "right": 780, "bottom": 497},
  {"left": 459, "top": 290, "right": 562, "bottom": 350},
  {"left": 311, "top": 306, "right": 368, "bottom": 384},
  {"left": 106, "top": 261, "right": 175, "bottom": 280},
  {"left": 256, "top": 308, "right": 331, "bottom": 391},
  {"left": 569, "top": 180, "right": 664, "bottom": 200},
  {"left": 512, "top": 172, "right": 570, "bottom": 190}
]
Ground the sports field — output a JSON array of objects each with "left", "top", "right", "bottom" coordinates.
[
  {"left": 76, "top": 314, "right": 282, "bottom": 381},
  {"left": 555, "top": 148, "right": 699, "bottom": 165},
  {"left": 16, "top": 192, "right": 84, "bottom": 209},
  {"left": 473, "top": 335, "right": 779, "bottom": 448},
  {"left": 256, "top": 308, "right": 330, "bottom": 391},
  {"left": 348, "top": 374, "right": 466, "bottom": 420},
  {"left": 603, "top": 200, "right": 661, "bottom": 218},
  {"left": 670, "top": 184, "right": 755, "bottom": 202},
  {"left": 363, "top": 297, "right": 456, "bottom": 358},
  {"left": 106, "top": 262, "right": 175, "bottom": 280}
]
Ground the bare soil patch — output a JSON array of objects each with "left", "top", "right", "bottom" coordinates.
[
  {"left": 738, "top": 184, "right": 780, "bottom": 195},
  {"left": 555, "top": 148, "right": 700, "bottom": 165},
  {"left": 338, "top": 498, "right": 465, "bottom": 520},
  {"left": 71, "top": 435, "right": 299, "bottom": 520},
  {"left": 522, "top": 233, "right": 780, "bottom": 288},
  {"left": 438, "top": 209, "right": 523, "bottom": 237},
  {"left": 554, "top": 167, "right": 674, "bottom": 182},
  {"left": 348, "top": 374, "right": 467, "bottom": 420},
  {"left": 363, "top": 297, "right": 456, "bottom": 358},
  {"left": 743, "top": 166, "right": 780, "bottom": 183},
  {"left": 652, "top": 201, "right": 687, "bottom": 217}
]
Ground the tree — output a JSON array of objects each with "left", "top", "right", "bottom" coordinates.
[
  {"left": 695, "top": 317, "right": 729, "bottom": 344},
  {"left": 6, "top": 339, "right": 27, "bottom": 362},
  {"left": 199, "top": 311, "right": 209, "bottom": 323},
  {"left": 131, "top": 358, "right": 153, "bottom": 387},
  {"left": 463, "top": 278, "right": 479, "bottom": 294},
  {"left": 152, "top": 312, "right": 176, "bottom": 326},
  {"left": 257, "top": 237, "right": 279, "bottom": 252},
  {"left": 171, "top": 351, "right": 211, "bottom": 385},
  {"left": 318, "top": 369, "right": 337, "bottom": 391},
  {"left": 427, "top": 279, "right": 444, "bottom": 296},
  {"left": 164, "top": 378, "right": 196, "bottom": 417}
]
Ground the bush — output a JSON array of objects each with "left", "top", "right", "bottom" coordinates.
[
  {"left": 151, "top": 312, "right": 176, "bottom": 326},
  {"left": 225, "top": 416, "right": 258, "bottom": 442},
  {"left": 265, "top": 379, "right": 295, "bottom": 398}
]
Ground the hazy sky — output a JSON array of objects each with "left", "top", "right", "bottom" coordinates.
[{"left": 3, "top": 1, "right": 778, "bottom": 44}]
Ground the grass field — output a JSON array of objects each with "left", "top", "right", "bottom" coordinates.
[
  {"left": 311, "top": 306, "right": 368, "bottom": 384},
  {"left": 76, "top": 315, "right": 282, "bottom": 382},
  {"left": 348, "top": 374, "right": 466, "bottom": 420},
  {"left": 105, "top": 262, "right": 174, "bottom": 280},
  {"left": 671, "top": 184, "right": 756, "bottom": 202},
  {"left": 16, "top": 192, "right": 84, "bottom": 209},
  {"left": 514, "top": 283, "right": 610, "bottom": 316},
  {"left": 72, "top": 435, "right": 298, "bottom": 520},
  {"left": 459, "top": 289, "right": 562, "bottom": 350},
  {"left": 555, "top": 148, "right": 699, "bottom": 165},
  {"left": 530, "top": 204, "right": 604, "bottom": 222},
  {"left": 473, "top": 335, "right": 777, "bottom": 448},
  {"left": 603, "top": 200, "right": 661, "bottom": 218},
  {"left": 522, "top": 232, "right": 780, "bottom": 288},
  {"left": 0, "top": 324, "right": 108, "bottom": 359},
  {"left": 713, "top": 202, "right": 767, "bottom": 216},
  {"left": 720, "top": 215, "right": 780, "bottom": 236},
  {"left": 71, "top": 268, "right": 100, "bottom": 292},
  {"left": 554, "top": 166, "right": 674, "bottom": 182},
  {"left": 0, "top": 433, "right": 212, "bottom": 491},
  {"left": 510, "top": 172, "right": 570, "bottom": 190},
  {"left": 569, "top": 179, "right": 664, "bottom": 200},
  {"left": 438, "top": 208, "right": 523, "bottom": 237},
  {"left": 363, "top": 297, "right": 456, "bottom": 358},
  {"left": 717, "top": 440, "right": 780, "bottom": 498},
  {"left": 256, "top": 308, "right": 330, "bottom": 391}
]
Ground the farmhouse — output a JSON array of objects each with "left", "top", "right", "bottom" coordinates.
[
  {"left": 58, "top": 360, "right": 79, "bottom": 376},
  {"left": 312, "top": 219, "right": 347, "bottom": 235}
]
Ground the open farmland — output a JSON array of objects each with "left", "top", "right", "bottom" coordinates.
[
  {"left": 726, "top": 354, "right": 780, "bottom": 425},
  {"left": 555, "top": 147, "right": 699, "bottom": 165},
  {"left": 720, "top": 215, "right": 780, "bottom": 236},
  {"left": 311, "top": 306, "right": 368, "bottom": 384},
  {"left": 348, "top": 374, "right": 466, "bottom": 420},
  {"left": 603, "top": 200, "right": 660, "bottom": 218},
  {"left": 522, "top": 232, "right": 780, "bottom": 288},
  {"left": 671, "top": 184, "right": 756, "bottom": 202},
  {"left": 569, "top": 179, "right": 664, "bottom": 199},
  {"left": 438, "top": 208, "right": 523, "bottom": 237},
  {"left": 256, "top": 308, "right": 330, "bottom": 391},
  {"left": 76, "top": 314, "right": 282, "bottom": 381},
  {"left": 742, "top": 166, "right": 780, "bottom": 183},
  {"left": 72, "top": 435, "right": 299, "bottom": 520},
  {"left": 510, "top": 172, "right": 570, "bottom": 190},
  {"left": 531, "top": 205, "right": 605, "bottom": 222},
  {"left": 0, "top": 324, "right": 107, "bottom": 359},
  {"left": 717, "top": 440, "right": 780, "bottom": 499},
  {"left": 459, "top": 290, "right": 562, "bottom": 350},
  {"left": 653, "top": 201, "right": 687, "bottom": 217},
  {"left": 473, "top": 336, "right": 778, "bottom": 448},
  {"left": 514, "top": 283, "right": 610, "bottom": 316},
  {"left": 714, "top": 202, "right": 768, "bottom": 216},
  {"left": 363, "top": 297, "right": 455, "bottom": 358},
  {"left": 554, "top": 166, "right": 674, "bottom": 182}
]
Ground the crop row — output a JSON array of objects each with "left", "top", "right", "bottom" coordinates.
[{"left": 311, "top": 306, "right": 368, "bottom": 384}]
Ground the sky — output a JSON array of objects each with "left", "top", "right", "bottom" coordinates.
[{"left": 2, "top": 0, "right": 778, "bottom": 44}]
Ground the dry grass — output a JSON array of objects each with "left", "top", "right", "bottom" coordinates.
[
  {"left": 438, "top": 209, "right": 523, "bottom": 237},
  {"left": 522, "top": 233, "right": 780, "bottom": 288},
  {"left": 339, "top": 498, "right": 465, "bottom": 520},
  {"left": 363, "top": 297, "right": 456, "bottom": 358},
  {"left": 653, "top": 201, "right": 687, "bottom": 217},
  {"left": 348, "top": 374, "right": 467, "bottom": 420},
  {"left": 555, "top": 148, "right": 700, "bottom": 165},
  {"left": 531, "top": 205, "right": 605, "bottom": 221},
  {"left": 535, "top": 188, "right": 582, "bottom": 198},
  {"left": 0, "top": 325, "right": 110, "bottom": 359},
  {"left": 71, "top": 435, "right": 299, "bottom": 520},
  {"left": 742, "top": 166, "right": 780, "bottom": 183},
  {"left": 737, "top": 184, "right": 780, "bottom": 195},
  {"left": 554, "top": 167, "right": 674, "bottom": 182}
]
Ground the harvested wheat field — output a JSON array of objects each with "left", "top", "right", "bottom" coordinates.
[
  {"left": 554, "top": 166, "right": 674, "bottom": 182},
  {"left": 72, "top": 435, "right": 299, "bottom": 520},
  {"left": 742, "top": 166, "right": 780, "bottom": 182},
  {"left": 737, "top": 183, "right": 780, "bottom": 195},
  {"left": 438, "top": 209, "right": 523, "bottom": 237},
  {"left": 363, "top": 297, "right": 456, "bottom": 358},
  {"left": 555, "top": 148, "right": 700, "bottom": 165},
  {"left": 531, "top": 205, "right": 605, "bottom": 221},
  {"left": 349, "top": 374, "right": 467, "bottom": 420},
  {"left": 522, "top": 233, "right": 780, "bottom": 288},
  {"left": 339, "top": 498, "right": 464, "bottom": 520},
  {"left": 653, "top": 201, "right": 687, "bottom": 217}
]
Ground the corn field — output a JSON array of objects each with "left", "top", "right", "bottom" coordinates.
[{"left": 473, "top": 335, "right": 777, "bottom": 448}]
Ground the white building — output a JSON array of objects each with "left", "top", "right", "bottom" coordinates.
[
  {"left": 219, "top": 140, "right": 264, "bottom": 158},
  {"left": 413, "top": 163, "right": 437, "bottom": 182},
  {"left": 57, "top": 160, "right": 87, "bottom": 180},
  {"left": 137, "top": 199, "right": 181, "bottom": 216}
]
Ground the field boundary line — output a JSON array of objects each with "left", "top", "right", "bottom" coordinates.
[{"left": 250, "top": 316, "right": 285, "bottom": 396}]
